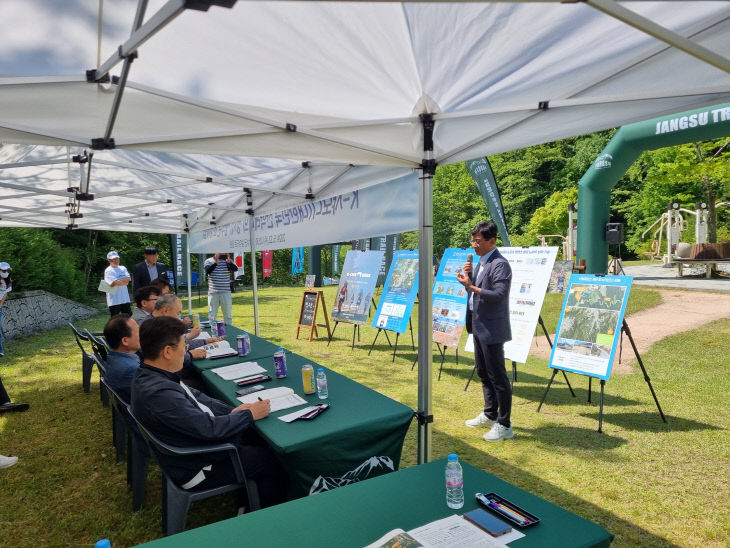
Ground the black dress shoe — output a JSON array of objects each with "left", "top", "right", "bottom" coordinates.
[{"left": 0, "top": 402, "right": 29, "bottom": 413}]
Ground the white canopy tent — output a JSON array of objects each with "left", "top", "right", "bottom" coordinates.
[{"left": 1, "top": 0, "right": 729, "bottom": 462}]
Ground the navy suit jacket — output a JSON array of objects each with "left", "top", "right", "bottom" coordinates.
[
  {"left": 132, "top": 261, "right": 169, "bottom": 292},
  {"left": 466, "top": 248, "right": 512, "bottom": 345}
]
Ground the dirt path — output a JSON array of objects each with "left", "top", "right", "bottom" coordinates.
[{"left": 528, "top": 290, "right": 730, "bottom": 373}]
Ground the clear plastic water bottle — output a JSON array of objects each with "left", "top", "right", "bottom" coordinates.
[
  {"left": 243, "top": 331, "right": 251, "bottom": 353},
  {"left": 316, "top": 368, "right": 328, "bottom": 399},
  {"left": 445, "top": 453, "right": 464, "bottom": 509},
  {"left": 95, "top": 540, "right": 111, "bottom": 548}
]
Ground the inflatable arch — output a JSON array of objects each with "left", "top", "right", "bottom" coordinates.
[{"left": 577, "top": 102, "right": 730, "bottom": 274}]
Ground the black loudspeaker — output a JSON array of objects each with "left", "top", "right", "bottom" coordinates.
[{"left": 605, "top": 223, "right": 624, "bottom": 244}]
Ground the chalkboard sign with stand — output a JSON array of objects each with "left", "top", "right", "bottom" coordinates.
[{"left": 296, "top": 290, "right": 332, "bottom": 341}]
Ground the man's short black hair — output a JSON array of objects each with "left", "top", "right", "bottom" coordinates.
[
  {"left": 139, "top": 316, "right": 186, "bottom": 361},
  {"left": 150, "top": 277, "right": 171, "bottom": 291},
  {"left": 472, "top": 220, "right": 498, "bottom": 241},
  {"left": 103, "top": 314, "right": 133, "bottom": 350},
  {"left": 133, "top": 285, "right": 161, "bottom": 307}
]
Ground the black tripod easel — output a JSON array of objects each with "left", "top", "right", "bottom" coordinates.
[
  {"left": 370, "top": 318, "right": 415, "bottom": 362},
  {"left": 328, "top": 297, "right": 377, "bottom": 350},
  {"left": 410, "top": 340, "right": 459, "bottom": 378},
  {"left": 537, "top": 319, "right": 667, "bottom": 432}
]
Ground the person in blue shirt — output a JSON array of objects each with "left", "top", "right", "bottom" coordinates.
[{"left": 103, "top": 314, "right": 141, "bottom": 403}]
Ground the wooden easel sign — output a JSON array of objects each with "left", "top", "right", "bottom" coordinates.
[{"left": 296, "top": 290, "right": 332, "bottom": 341}]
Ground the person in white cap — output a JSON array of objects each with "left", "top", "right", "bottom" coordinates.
[
  {"left": 104, "top": 251, "right": 132, "bottom": 316},
  {"left": 0, "top": 261, "right": 12, "bottom": 357}
]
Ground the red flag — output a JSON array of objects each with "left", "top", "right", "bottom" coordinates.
[{"left": 262, "top": 250, "right": 273, "bottom": 279}]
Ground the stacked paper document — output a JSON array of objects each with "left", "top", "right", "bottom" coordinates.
[{"left": 212, "top": 361, "right": 266, "bottom": 380}]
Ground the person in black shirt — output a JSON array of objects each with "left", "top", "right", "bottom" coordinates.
[{"left": 131, "top": 317, "right": 286, "bottom": 508}]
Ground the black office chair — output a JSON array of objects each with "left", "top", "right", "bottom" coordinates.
[
  {"left": 69, "top": 323, "right": 96, "bottom": 393},
  {"left": 127, "top": 408, "right": 261, "bottom": 536},
  {"left": 100, "top": 378, "right": 150, "bottom": 512},
  {"left": 85, "top": 329, "right": 110, "bottom": 407}
]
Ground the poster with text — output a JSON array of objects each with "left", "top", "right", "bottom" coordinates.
[
  {"left": 332, "top": 250, "right": 384, "bottom": 325},
  {"left": 549, "top": 274, "right": 633, "bottom": 381},
  {"left": 464, "top": 247, "right": 557, "bottom": 363},
  {"left": 432, "top": 248, "right": 470, "bottom": 347},
  {"left": 371, "top": 250, "right": 419, "bottom": 333}
]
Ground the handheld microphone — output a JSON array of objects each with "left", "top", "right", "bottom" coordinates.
[{"left": 466, "top": 253, "right": 473, "bottom": 264}]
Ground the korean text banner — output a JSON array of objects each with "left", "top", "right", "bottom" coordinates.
[
  {"left": 549, "top": 274, "right": 633, "bottom": 381},
  {"left": 432, "top": 248, "right": 470, "bottom": 348},
  {"left": 372, "top": 250, "right": 419, "bottom": 334},
  {"left": 332, "top": 250, "right": 384, "bottom": 325},
  {"left": 188, "top": 174, "right": 417, "bottom": 253}
]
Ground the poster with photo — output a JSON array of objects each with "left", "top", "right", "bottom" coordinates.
[
  {"left": 547, "top": 260, "right": 573, "bottom": 294},
  {"left": 371, "top": 250, "right": 419, "bottom": 334},
  {"left": 432, "top": 248, "right": 470, "bottom": 347},
  {"left": 464, "top": 247, "right": 557, "bottom": 363},
  {"left": 549, "top": 274, "right": 633, "bottom": 381},
  {"left": 332, "top": 250, "right": 384, "bottom": 325}
]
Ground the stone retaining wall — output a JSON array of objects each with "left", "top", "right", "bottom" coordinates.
[{"left": 1, "top": 290, "right": 100, "bottom": 340}]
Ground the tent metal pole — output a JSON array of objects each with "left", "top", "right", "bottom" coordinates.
[
  {"left": 186, "top": 233, "right": 193, "bottom": 317},
  {"left": 248, "top": 216, "right": 260, "bottom": 336},
  {"left": 417, "top": 114, "right": 435, "bottom": 465}
]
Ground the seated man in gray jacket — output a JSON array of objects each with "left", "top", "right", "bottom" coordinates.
[{"left": 131, "top": 316, "right": 287, "bottom": 508}]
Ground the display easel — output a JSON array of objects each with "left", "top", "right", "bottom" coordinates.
[
  {"left": 537, "top": 319, "right": 667, "bottom": 432},
  {"left": 369, "top": 317, "right": 414, "bottom": 362},
  {"left": 295, "top": 290, "right": 332, "bottom": 342},
  {"left": 328, "top": 297, "right": 377, "bottom": 350}
]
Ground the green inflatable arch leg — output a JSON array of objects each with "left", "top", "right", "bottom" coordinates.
[{"left": 577, "top": 102, "right": 730, "bottom": 274}]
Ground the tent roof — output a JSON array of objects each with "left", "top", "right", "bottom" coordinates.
[{"left": 1, "top": 0, "right": 729, "bottom": 233}]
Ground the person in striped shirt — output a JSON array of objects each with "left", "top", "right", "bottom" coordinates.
[{"left": 204, "top": 253, "right": 238, "bottom": 325}]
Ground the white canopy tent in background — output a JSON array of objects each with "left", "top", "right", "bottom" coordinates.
[{"left": 1, "top": 0, "right": 729, "bottom": 463}]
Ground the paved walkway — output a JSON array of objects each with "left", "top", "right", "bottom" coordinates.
[{"left": 620, "top": 262, "right": 730, "bottom": 293}]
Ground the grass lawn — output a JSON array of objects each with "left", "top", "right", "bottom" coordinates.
[{"left": 1, "top": 285, "right": 727, "bottom": 547}]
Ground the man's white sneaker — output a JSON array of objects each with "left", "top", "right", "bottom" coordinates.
[
  {"left": 0, "top": 455, "right": 18, "bottom": 468},
  {"left": 465, "top": 412, "right": 495, "bottom": 428},
  {"left": 483, "top": 423, "right": 514, "bottom": 442}
]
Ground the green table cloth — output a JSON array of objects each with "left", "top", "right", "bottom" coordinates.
[
  {"left": 200, "top": 348, "right": 414, "bottom": 498},
  {"left": 138, "top": 458, "right": 613, "bottom": 547}
]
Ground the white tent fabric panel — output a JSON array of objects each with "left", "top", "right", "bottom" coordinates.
[{"left": 0, "top": 144, "right": 415, "bottom": 232}]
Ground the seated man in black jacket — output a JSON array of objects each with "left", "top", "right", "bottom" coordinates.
[{"left": 131, "top": 316, "right": 287, "bottom": 509}]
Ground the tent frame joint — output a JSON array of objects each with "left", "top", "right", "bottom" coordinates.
[
  {"left": 86, "top": 70, "right": 110, "bottom": 84},
  {"left": 91, "top": 138, "right": 116, "bottom": 150},
  {"left": 415, "top": 411, "right": 433, "bottom": 425}
]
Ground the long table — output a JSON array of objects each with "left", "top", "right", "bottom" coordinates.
[
  {"left": 138, "top": 458, "right": 613, "bottom": 547},
  {"left": 192, "top": 325, "right": 414, "bottom": 498}
]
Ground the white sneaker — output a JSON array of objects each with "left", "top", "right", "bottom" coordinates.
[
  {"left": 483, "top": 423, "right": 514, "bottom": 442},
  {"left": 0, "top": 455, "right": 18, "bottom": 468},
  {"left": 465, "top": 412, "right": 495, "bottom": 428}
]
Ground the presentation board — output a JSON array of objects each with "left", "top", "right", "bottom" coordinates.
[
  {"left": 549, "top": 274, "right": 633, "bottom": 381},
  {"left": 465, "top": 246, "right": 558, "bottom": 363},
  {"left": 332, "top": 250, "right": 384, "bottom": 325},
  {"left": 371, "top": 249, "right": 419, "bottom": 334},
  {"left": 432, "top": 248, "right": 470, "bottom": 347}
]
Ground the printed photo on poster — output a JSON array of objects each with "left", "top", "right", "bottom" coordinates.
[
  {"left": 332, "top": 250, "right": 384, "bottom": 325},
  {"left": 547, "top": 260, "right": 573, "bottom": 294}
]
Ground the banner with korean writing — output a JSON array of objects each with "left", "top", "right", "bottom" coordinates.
[
  {"left": 331, "top": 244, "right": 341, "bottom": 275},
  {"left": 465, "top": 158, "right": 511, "bottom": 246},
  {"left": 432, "top": 248, "right": 470, "bottom": 347},
  {"left": 371, "top": 249, "right": 419, "bottom": 334},
  {"left": 332, "top": 250, "right": 383, "bottom": 325},
  {"left": 549, "top": 274, "right": 633, "bottom": 381},
  {"left": 188, "top": 173, "right": 417, "bottom": 253}
]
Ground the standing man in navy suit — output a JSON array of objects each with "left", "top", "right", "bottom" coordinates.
[
  {"left": 457, "top": 221, "right": 514, "bottom": 441},
  {"left": 133, "top": 246, "right": 170, "bottom": 293}
]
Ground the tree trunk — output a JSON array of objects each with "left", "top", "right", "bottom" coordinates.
[{"left": 701, "top": 174, "right": 717, "bottom": 244}]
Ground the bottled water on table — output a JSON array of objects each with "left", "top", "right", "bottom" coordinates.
[
  {"left": 316, "top": 368, "right": 328, "bottom": 399},
  {"left": 445, "top": 453, "right": 464, "bottom": 509}
]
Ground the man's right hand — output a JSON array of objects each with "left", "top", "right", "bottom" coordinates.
[
  {"left": 463, "top": 262, "right": 473, "bottom": 275},
  {"left": 189, "top": 348, "right": 207, "bottom": 359},
  {"left": 234, "top": 400, "right": 271, "bottom": 420}
]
